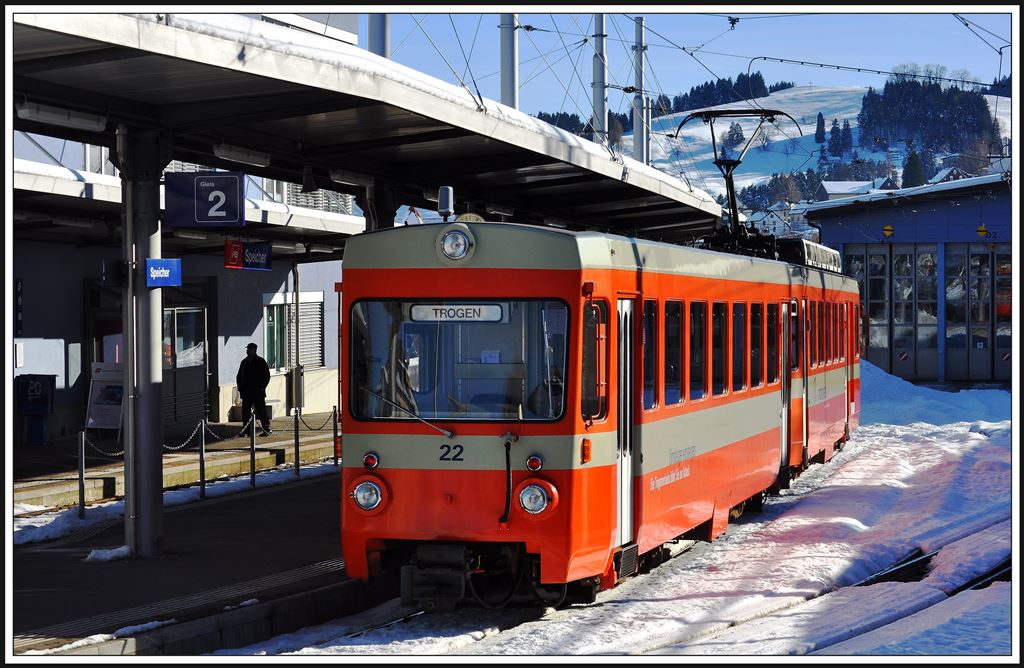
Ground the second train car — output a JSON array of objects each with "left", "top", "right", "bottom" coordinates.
[{"left": 339, "top": 221, "right": 861, "bottom": 609}]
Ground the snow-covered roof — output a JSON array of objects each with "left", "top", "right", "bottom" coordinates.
[
  {"left": 820, "top": 181, "right": 874, "bottom": 194},
  {"left": 926, "top": 167, "right": 971, "bottom": 184},
  {"left": 805, "top": 172, "right": 1009, "bottom": 214}
]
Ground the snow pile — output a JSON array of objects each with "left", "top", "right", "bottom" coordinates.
[
  {"left": 858, "top": 360, "right": 1011, "bottom": 426},
  {"left": 816, "top": 582, "right": 1011, "bottom": 656},
  {"left": 23, "top": 619, "right": 178, "bottom": 655},
  {"left": 85, "top": 544, "right": 132, "bottom": 562}
]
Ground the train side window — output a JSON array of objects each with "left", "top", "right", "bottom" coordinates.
[
  {"left": 824, "top": 302, "right": 831, "bottom": 363},
  {"left": 809, "top": 301, "right": 817, "bottom": 367},
  {"left": 791, "top": 303, "right": 801, "bottom": 371},
  {"left": 818, "top": 300, "right": 826, "bottom": 364},
  {"left": 664, "top": 300, "right": 684, "bottom": 405},
  {"left": 766, "top": 303, "right": 779, "bottom": 384},
  {"left": 689, "top": 302, "right": 707, "bottom": 400},
  {"left": 751, "top": 303, "right": 763, "bottom": 388},
  {"left": 828, "top": 302, "right": 835, "bottom": 362},
  {"left": 581, "top": 300, "right": 608, "bottom": 420},
  {"left": 832, "top": 303, "right": 838, "bottom": 362},
  {"left": 732, "top": 303, "right": 747, "bottom": 392},
  {"left": 840, "top": 303, "right": 846, "bottom": 361},
  {"left": 712, "top": 302, "right": 727, "bottom": 396},
  {"left": 642, "top": 300, "right": 658, "bottom": 410}
]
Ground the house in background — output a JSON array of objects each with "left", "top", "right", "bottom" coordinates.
[
  {"left": 926, "top": 166, "right": 972, "bottom": 185},
  {"left": 814, "top": 175, "right": 897, "bottom": 201}
]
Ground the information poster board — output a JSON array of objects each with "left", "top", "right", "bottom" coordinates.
[{"left": 85, "top": 362, "right": 124, "bottom": 430}]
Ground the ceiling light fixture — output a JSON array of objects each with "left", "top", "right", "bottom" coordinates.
[
  {"left": 16, "top": 101, "right": 108, "bottom": 132},
  {"left": 213, "top": 142, "right": 272, "bottom": 168},
  {"left": 172, "top": 229, "right": 208, "bottom": 240},
  {"left": 329, "top": 169, "right": 374, "bottom": 188},
  {"left": 52, "top": 217, "right": 95, "bottom": 229}
]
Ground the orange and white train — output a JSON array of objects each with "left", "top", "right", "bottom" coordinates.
[{"left": 338, "top": 221, "right": 861, "bottom": 609}]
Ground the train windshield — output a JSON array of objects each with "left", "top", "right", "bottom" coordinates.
[{"left": 350, "top": 300, "right": 568, "bottom": 421}]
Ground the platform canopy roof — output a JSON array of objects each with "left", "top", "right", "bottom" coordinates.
[{"left": 12, "top": 13, "right": 723, "bottom": 259}]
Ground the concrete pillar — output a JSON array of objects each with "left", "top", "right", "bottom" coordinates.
[
  {"left": 500, "top": 14, "right": 519, "bottom": 109},
  {"left": 115, "top": 125, "right": 171, "bottom": 557}
]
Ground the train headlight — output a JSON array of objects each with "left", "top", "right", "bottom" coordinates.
[
  {"left": 352, "top": 481, "right": 382, "bottom": 510},
  {"left": 519, "top": 484, "right": 549, "bottom": 514},
  {"left": 440, "top": 230, "right": 471, "bottom": 260}
]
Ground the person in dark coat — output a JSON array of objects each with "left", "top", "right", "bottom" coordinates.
[{"left": 236, "top": 342, "right": 272, "bottom": 436}]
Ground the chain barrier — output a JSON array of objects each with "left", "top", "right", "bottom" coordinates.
[
  {"left": 83, "top": 432, "right": 125, "bottom": 458},
  {"left": 162, "top": 420, "right": 205, "bottom": 451},
  {"left": 204, "top": 413, "right": 254, "bottom": 442},
  {"left": 298, "top": 412, "right": 335, "bottom": 431}
]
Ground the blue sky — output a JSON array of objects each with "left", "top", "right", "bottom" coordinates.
[{"left": 355, "top": 10, "right": 1014, "bottom": 116}]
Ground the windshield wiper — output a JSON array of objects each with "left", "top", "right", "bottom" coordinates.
[{"left": 360, "top": 385, "right": 454, "bottom": 438}]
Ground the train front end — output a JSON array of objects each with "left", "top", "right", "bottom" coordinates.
[{"left": 340, "top": 222, "right": 609, "bottom": 609}]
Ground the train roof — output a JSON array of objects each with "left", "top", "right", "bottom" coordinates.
[{"left": 344, "top": 222, "right": 857, "bottom": 292}]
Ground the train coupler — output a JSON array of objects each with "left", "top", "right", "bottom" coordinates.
[{"left": 400, "top": 544, "right": 472, "bottom": 611}]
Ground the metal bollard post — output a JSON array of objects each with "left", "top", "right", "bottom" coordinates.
[
  {"left": 250, "top": 406, "right": 257, "bottom": 488},
  {"left": 199, "top": 418, "right": 207, "bottom": 499},
  {"left": 78, "top": 431, "right": 86, "bottom": 519},
  {"left": 332, "top": 405, "right": 339, "bottom": 467},
  {"left": 293, "top": 410, "right": 300, "bottom": 477}
]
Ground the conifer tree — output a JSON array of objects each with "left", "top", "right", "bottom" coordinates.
[
  {"left": 841, "top": 120, "right": 853, "bottom": 153},
  {"left": 828, "top": 119, "right": 843, "bottom": 157},
  {"left": 815, "top": 112, "right": 826, "bottom": 143},
  {"left": 902, "top": 151, "right": 926, "bottom": 187}
]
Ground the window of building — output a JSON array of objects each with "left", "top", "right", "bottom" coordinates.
[
  {"left": 712, "top": 302, "right": 727, "bottom": 396},
  {"left": 690, "top": 302, "right": 707, "bottom": 400},
  {"left": 751, "top": 303, "right": 763, "bottom": 387},
  {"left": 643, "top": 300, "right": 657, "bottom": 410},
  {"left": 732, "top": 303, "right": 747, "bottom": 391},
  {"left": 264, "top": 296, "right": 325, "bottom": 371},
  {"left": 665, "top": 300, "right": 684, "bottom": 405},
  {"left": 917, "top": 249, "right": 938, "bottom": 352}
]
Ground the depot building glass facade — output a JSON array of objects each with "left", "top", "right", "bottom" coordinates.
[{"left": 805, "top": 175, "right": 1011, "bottom": 383}]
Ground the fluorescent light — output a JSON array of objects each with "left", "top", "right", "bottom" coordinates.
[
  {"left": 172, "top": 229, "right": 207, "bottom": 240},
  {"left": 306, "top": 243, "right": 337, "bottom": 253},
  {"left": 213, "top": 143, "right": 271, "bottom": 168},
  {"left": 16, "top": 101, "right": 108, "bottom": 132},
  {"left": 272, "top": 241, "right": 301, "bottom": 252},
  {"left": 53, "top": 217, "right": 95, "bottom": 229},
  {"left": 329, "top": 169, "right": 374, "bottom": 188},
  {"left": 485, "top": 203, "right": 515, "bottom": 217}
]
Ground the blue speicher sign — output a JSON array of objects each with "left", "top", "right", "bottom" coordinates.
[
  {"left": 243, "top": 242, "right": 272, "bottom": 271},
  {"left": 165, "top": 171, "right": 244, "bottom": 228},
  {"left": 145, "top": 258, "right": 182, "bottom": 287}
]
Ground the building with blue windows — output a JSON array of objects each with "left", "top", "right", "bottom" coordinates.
[{"left": 805, "top": 172, "right": 1012, "bottom": 383}]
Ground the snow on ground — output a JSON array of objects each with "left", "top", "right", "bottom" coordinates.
[
  {"left": 12, "top": 460, "right": 340, "bottom": 545},
  {"left": 220, "top": 363, "right": 1012, "bottom": 656}
]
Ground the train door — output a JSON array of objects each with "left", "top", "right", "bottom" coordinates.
[
  {"left": 796, "top": 299, "right": 809, "bottom": 467},
  {"left": 615, "top": 299, "right": 635, "bottom": 547},
  {"left": 779, "top": 301, "right": 790, "bottom": 473},
  {"left": 842, "top": 303, "right": 851, "bottom": 429}
]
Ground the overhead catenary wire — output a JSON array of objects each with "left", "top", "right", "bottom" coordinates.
[{"left": 408, "top": 14, "right": 486, "bottom": 111}]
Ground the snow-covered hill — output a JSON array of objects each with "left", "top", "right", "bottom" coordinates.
[{"left": 626, "top": 85, "right": 1012, "bottom": 200}]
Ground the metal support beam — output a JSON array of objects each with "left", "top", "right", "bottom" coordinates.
[
  {"left": 591, "top": 14, "right": 607, "bottom": 143},
  {"left": 632, "top": 17, "right": 648, "bottom": 165},
  {"left": 500, "top": 14, "right": 519, "bottom": 109},
  {"left": 356, "top": 183, "right": 398, "bottom": 231},
  {"left": 115, "top": 125, "right": 172, "bottom": 558},
  {"left": 369, "top": 14, "right": 390, "bottom": 58}
]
